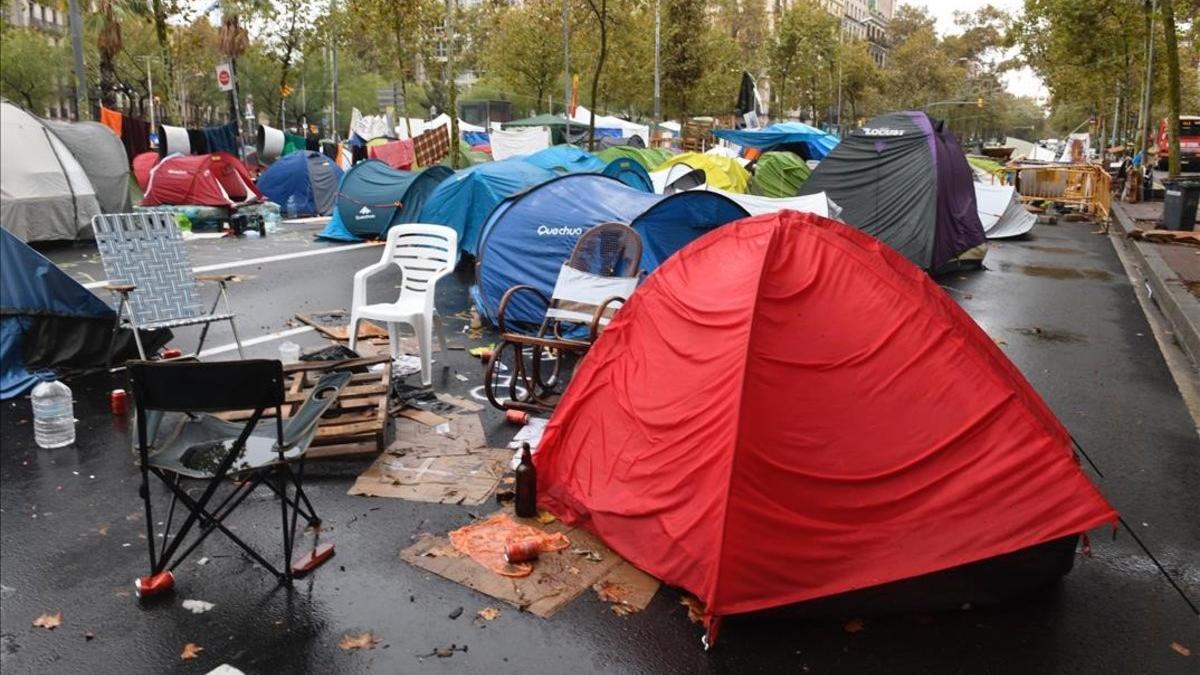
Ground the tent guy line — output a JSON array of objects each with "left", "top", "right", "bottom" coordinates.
[{"left": 82, "top": 241, "right": 380, "bottom": 289}]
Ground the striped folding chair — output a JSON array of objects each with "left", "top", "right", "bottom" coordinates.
[{"left": 92, "top": 212, "right": 244, "bottom": 363}]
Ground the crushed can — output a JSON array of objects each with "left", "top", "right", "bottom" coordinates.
[
  {"left": 506, "top": 409, "right": 530, "bottom": 425},
  {"left": 134, "top": 570, "right": 175, "bottom": 598},
  {"left": 503, "top": 537, "right": 542, "bottom": 564},
  {"left": 110, "top": 389, "right": 128, "bottom": 416}
]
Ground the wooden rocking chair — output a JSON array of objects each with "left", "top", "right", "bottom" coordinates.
[{"left": 483, "top": 223, "right": 642, "bottom": 413}]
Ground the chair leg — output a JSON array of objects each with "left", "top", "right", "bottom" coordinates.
[
  {"left": 348, "top": 315, "right": 361, "bottom": 352},
  {"left": 227, "top": 317, "right": 245, "bottom": 359},
  {"left": 414, "top": 315, "right": 433, "bottom": 386},
  {"left": 387, "top": 322, "right": 400, "bottom": 361},
  {"left": 433, "top": 312, "right": 448, "bottom": 356}
]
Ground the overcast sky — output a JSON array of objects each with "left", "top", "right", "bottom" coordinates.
[{"left": 902, "top": 0, "right": 1048, "bottom": 101}]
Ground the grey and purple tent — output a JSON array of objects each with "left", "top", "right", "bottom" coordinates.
[{"left": 800, "top": 111, "right": 987, "bottom": 274}]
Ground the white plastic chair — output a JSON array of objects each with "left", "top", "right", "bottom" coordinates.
[{"left": 349, "top": 224, "right": 457, "bottom": 385}]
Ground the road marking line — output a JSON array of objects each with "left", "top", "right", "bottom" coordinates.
[
  {"left": 199, "top": 326, "right": 314, "bottom": 357},
  {"left": 84, "top": 242, "right": 379, "bottom": 289}
]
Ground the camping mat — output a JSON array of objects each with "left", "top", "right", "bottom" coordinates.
[
  {"left": 348, "top": 414, "right": 505, "bottom": 504},
  {"left": 401, "top": 507, "right": 660, "bottom": 618},
  {"left": 296, "top": 310, "right": 389, "bottom": 340},
  {"left": 748, "top": 151, "right": 811, "bottom": 198}
]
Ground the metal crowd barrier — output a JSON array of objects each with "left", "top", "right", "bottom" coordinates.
[{"left": 1013, "top": 164, "right": 1112, "bottom": 222}]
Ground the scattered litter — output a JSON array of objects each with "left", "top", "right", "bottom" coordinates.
[
  {"left": 296, "top": 311, "right": 389, "bottom": 341},
  {"left": 570, "top": 548, "right": 603, "bottom": 563},
  {"left": 455, "top": 373, "right": 469, "bottom": 382},
  {"left": 594, "top": 580, "right": 640, "bottom": 616},
  {"left": 196, "top": 557, "right": 209, "bottom": 566},
  {"left": 476, "top": 607, "right": 501, "bottom": 621},
  {"left": 449, "top": 514, "right": 571, "bottom": 577},
  {"left": 182, "top": 599, "right": 215, "bottom": 615},
  {"left": 680, "top": 596, "right": 705, "bottom": 624},
  {"left": 84, "top": 631, "right": 95, "bottom": 641},
  {"left": 435, "top": 422, "right": 451, "bottom": 434},
  {"left": 536, "top": 510, "right": 557, "bottom": 525},
  {"left": 97, "top": 526, "right": 108, "bottom": 536},
  {"left": 206, "top": 665, "right": 246, "bottom": 675},
  {"left": 844, "top": 618, "right": 866, "bottom": 633},
  {"left": 448, "top": 606, "right": 463, "bottom": 620},
  {"left": 33, "top": 611, "right": 63, "bottom": 630},
  {"left": 469, "top": 344, "right": 496, "bottom": 358},
  {"left": 338, "top": 632, "right": 381, "bottom": 651},
  {"left": 394, "top": 355, "right": 422, "bottom": 377},
  {"left": 1170, "top": 642, "right": 1191, "bottom": 657},
  {"left": 419, "top": 644, "right": 468, "bottom": 659},
  {"left": 180, "top": 643, "right": 203, "bottom": 660}
]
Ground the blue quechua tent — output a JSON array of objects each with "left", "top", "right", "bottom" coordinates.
[
  {"left": 419, "top": 159, "right": 558, "bottom": 256},
  {"left": 472, "top": 174, "right": 748, "bottom": 327},
  {"left": 318, "top": 161, "right": 453, "bottom": 241},
  {"left": 714, "top": 122, "right": 839, "bottom": 160},
  {"left": 600, "top": 157, "right": 654, "bottom": 193},
  {"left": 256, "top": 151, "right": 344, "bottom": 217},
  {"left": 1, "top": 229, "right": 120, "bottom": 398},
  {"left": 522, "top": 145, "right": 608, "bottom": 174}
]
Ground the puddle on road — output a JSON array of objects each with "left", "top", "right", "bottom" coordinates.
[
  {"left": 1011, "top": 327, "right": 1087, "bottom": 343},
  {"left": 996, "top": 261, "right": 1112, "bottom": 281},
  {"left": 1017, "top": 244, "right": 1086, "bottom": 255}
]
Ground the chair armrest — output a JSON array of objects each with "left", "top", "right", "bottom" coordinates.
[
  {"left": 352, "top": 261, "right": 391, "bottom": 310},
  {"left": 105, "top": 283, "right": 136, "bottom": 293},
  {"left": 279, "top": 371, "right": 353, "bottom": 450},
  {"left": 195, "top": 274, "right": 240, "bottom": 283},
  {"left": 496, "top": 285, "right": 550, "bottom": 334},
  {"left": 589, "top": 295, "right": 627, "bottom": 341}
]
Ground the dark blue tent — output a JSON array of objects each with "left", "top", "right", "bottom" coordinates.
[
  {"left": 419, "top": 159, "right": 558, "bottom": 256},
  {"left": 1, "top": 229, "right": 114, "bottom": 398},
  {"left": 257, "top": 151, "right": 344, "bottom": 217},
  {"left": 472, "top": 174, "right": 748, "bottom": 327},
  {"left": 600, "top": 157, "right": 653, "bottom": 192},
  {"left": 523, "top": 145, "right": 607, "bottom": 174},
  {"left": 714, "top": 122, "right": 839, "bottom": 160},
  {"left": 318, "top": 162, "right": 453, "bottom": 241}
]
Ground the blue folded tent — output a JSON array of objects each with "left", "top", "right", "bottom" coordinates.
[
  {"left": 472, "top": 174, "right": 748, "bottom": 327},
  {"left": 419, "top": 159, "right": 558, "bottom": 256},
  {"left": 522, "top": 145, "right": 608, "bottom": 174},
  {"left": 600, "top": 158, "right": 654, "bottom": 193},
  {"left": 256, "top": 151, "right": 344, "bottom": 217},
  {"left": 463, "top": 131, "right": 490, "bottom": 146},
  {"left": 714, "top": 122, "right": 839, "bottom": 160},
  {"left": 1, "top": 229, "right": 115, "bottom": 398},
  {"left": 318, "top": 162, "right": 453, "bottom": 241}
]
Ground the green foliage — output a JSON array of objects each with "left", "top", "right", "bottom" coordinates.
[
  {"left": 0, "top": 26, "right": 67, "bottom": 111},
  {"left": 768, "top": 1, "right": 839, "bottom": 122},
  {"left": 481, "top": 0, "right": 565, "bottom": 113}
]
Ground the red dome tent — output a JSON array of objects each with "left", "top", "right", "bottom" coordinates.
[
  {"left": 142, "top": 152, "right": 262, "bottom": 207},
  {"left": 537, "top": 211, "right": 1116, "bottom": 644},
  {"left": 132, "top": 151, "right": 158, "bottom": 192}
]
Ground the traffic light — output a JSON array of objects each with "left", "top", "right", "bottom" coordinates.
[{"left": 280, "top": 83, "right": 294, "bottom": 98}]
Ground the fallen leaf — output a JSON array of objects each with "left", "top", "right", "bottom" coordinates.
[
  {"left": 96, "top": 526, "right": 108, "bottom": 536},
  {"left": 680, "top": 596, "right": 705, "bottom": 624},
  {"left": 535, "top": 510, "right": 557, "bottom": 525},
  {"left": 33, "top": 611, "right": 62, "bottom": 630},
  {"left": 593, "top": 581, "right": 629, "bottom": 604},
  {"left": 610, "top": 604, "right": 635, "bottom": 617},
  {"left": 476, "top": 607, "right": 500, "bottom": 621},
  {"left": 1170, "top": 642, "right": 1191, "bottom": 656},
  {"left": 844, "top": 618, "right": 865, "bottom": 633},
  {"left": 339, "top": 632, "right": 380, "bottom": 651},
  {"left": 180, "top": 643, "right": 203, "bottom": 660}
]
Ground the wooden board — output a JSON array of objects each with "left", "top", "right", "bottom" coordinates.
[
  {"left": 296, "top": 311, "right": 390, "bottom": 341},
  {"left": 215, "top": 357, "right": 392, "bottom": 456}
]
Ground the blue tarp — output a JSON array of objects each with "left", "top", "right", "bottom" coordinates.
[
  {"left": 472, "top": 174, "right": 748, "bottom": 327},
  {"left": 419, "top": 159, "right": 558, "bottom": 255},
  {"left": 714, "top": 122, "right": 839, "bottom": 160},
  {"left": 522, "top": 145, "right": 608, "bottom": 174},
  {"left": 257, "top": 151, "right": 344, "bottom": 217},
  {"left": 600, "top": 158, "right": 653, "bottom": 192},
  {"left": 464, "top": 131, "right": 490, "bottom": 147},
  {"left": 1, "top": 229, "right": 114, "bottom": 398},
  {"left": 318, "top": 162, "right": 452, "bottom": 241}
]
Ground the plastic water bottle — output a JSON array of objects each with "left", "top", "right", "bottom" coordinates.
[
  {"left": 31, "top": 380, "right": 75, "bottom": 449},
  {"left": 285, "top": 195, "right": 297, "bottom": 220}
]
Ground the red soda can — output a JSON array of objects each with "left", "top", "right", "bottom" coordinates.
[
  {"left": 503, "top": 537, "right": 542, "bottom": 563},
  {"left": 506, "top": 409, "right": 530, "bottom": 425},
  {"left": 134, "top": 570, "right": 175, "bottom": 598},
  {"left": 110, "top": 389, "right": 128, "bottom": 415},
  {"left": 160, "top": 348, "right": 182, "bottom": 359}
]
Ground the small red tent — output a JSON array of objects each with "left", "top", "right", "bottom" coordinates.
[
  {"left": 537, "top": 211, "right": 1116, "bottom": 641},
  {"left": 141, "top": 153, "right": 262, "bottom": 207},
  {"left": 131, "top": 152, "right": 158, "bottom": 192}
]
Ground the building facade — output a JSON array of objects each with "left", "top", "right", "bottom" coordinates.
[{"left": 2, "top": 0, "right": 74, "bottom": 118}]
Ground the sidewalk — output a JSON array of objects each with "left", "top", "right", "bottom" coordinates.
[{"left": 1111, "top": 199, "right": 1200, "bottom": 368}]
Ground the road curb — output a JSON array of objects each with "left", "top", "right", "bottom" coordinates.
[{"left": 1111, "top": 202, "right": 1200, "bottom": 368}]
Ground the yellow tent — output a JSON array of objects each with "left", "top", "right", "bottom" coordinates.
[{"left": 654, "top": 152, "right": 751, "bottom": 193}]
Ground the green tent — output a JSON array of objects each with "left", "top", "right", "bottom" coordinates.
[
  {"left": 440, "top": 139, "right": 493, "bottom": 168},
  {"left": 503, "top": 114, "right": 571, "bottom": 144},
  {"left": 595, "top": 146, "right": 676, "bottom": 170},
  {"left": 749, "top": 151, "right": 811, "bottom": 198}
]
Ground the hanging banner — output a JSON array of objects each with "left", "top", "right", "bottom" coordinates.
[{"left": 215, "top": 62, "right": 234, "bottom": 92}]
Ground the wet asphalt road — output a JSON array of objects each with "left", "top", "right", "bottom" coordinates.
[{"left": 1, "top": 219, "right": 1198, "bottom": 674}]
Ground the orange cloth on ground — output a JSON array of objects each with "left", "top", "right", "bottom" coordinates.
[
  {"left": 99, "top": 107, "right": 123, "bottom": 136},
  {"left": 449, "top": 514, "right": 570, "bottom": 577}
]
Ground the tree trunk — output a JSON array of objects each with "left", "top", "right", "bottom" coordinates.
[
  {"left": 151, "top": 0, "right": 173, "bottom": 121},
  {"left": 1161, "top": 0, "right": 1183, "bottom": 177},
  {"left": 586, "top": 0, "right": 608, "bottom": 151},
  {"left": 99, "top": 54, "right": 117, "bottom": 108}
]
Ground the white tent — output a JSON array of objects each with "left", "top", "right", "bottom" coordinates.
[
  {"left": 1005, "top": 136, "right": 1035, "bottom": 160},
  {"left": 491, "top": 126, "right": 552, "bottom": 160},
  {"left": 571, "top": 105, "right": 649, "bottom": 140},
  {"left": 1, "top": 101, "right": 100, "bottom": 241},
  {"left": 975, "top": 183, "right": 1036, "bottom": 239},
  {"left": 698, "top": 187, "right": 838, "bottom": 219}
]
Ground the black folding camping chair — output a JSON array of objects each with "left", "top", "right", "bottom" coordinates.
[{"left": 128, "top": 359, "right": 350, "bottom": 592}]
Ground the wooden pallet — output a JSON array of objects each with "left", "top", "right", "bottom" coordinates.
[{"left": 216, "top": 356, "right": 393, "bottom": 459}]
